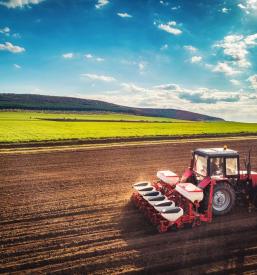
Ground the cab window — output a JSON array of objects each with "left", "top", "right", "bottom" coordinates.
[
  {"left": 210, "top": 157, "right": 224, "bottom": 176},
  {"left": 226, "top": 158, "right": 238, "bottom": 176},
  {"left": 194, "top": 154, "right": 207, "bottom": 176}
]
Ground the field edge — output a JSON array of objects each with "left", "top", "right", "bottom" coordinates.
[{"left": 1, "top": 134, "right": 257, "bottom": 155}]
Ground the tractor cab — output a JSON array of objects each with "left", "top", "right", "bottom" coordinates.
[{"left": 192, "top": 147, "right": 239, "bottom": 181}]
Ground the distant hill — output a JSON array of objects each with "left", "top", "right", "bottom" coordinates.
[{"left": 0, "top": 93, "right": 223, "bottom": 121}]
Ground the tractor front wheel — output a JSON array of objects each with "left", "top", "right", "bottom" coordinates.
[{"left": 212, "top": 182, "right": 235, "bottom": 216}]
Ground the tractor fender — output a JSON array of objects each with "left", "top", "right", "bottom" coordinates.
[{"left": 198, "top": 177, "right": 212, "bottom": 189}]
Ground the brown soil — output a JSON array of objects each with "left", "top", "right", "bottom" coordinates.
[{"left": 1, "top": 138, "right": 257, "bottom": 274}]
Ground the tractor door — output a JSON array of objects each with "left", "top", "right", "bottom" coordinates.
[{"left": 193, "top": 154, "right": 207, "bottom": 183}]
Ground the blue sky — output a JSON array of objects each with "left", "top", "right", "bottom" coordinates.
[{"left": 0, "top": 0, "right": 257, "bottom": 121}]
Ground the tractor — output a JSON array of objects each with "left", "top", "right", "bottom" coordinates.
[{"left": 132, "top": 146, "right": 257, "bottom": 233}]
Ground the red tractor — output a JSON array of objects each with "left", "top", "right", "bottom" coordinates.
[{"left": 132, "top": 147, "right": 257, "bottom": 233}]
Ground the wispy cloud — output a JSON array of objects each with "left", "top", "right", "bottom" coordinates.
[
  {"left": 14, "top": 63, "right": 21, "bottom": 69},
  {"left": 121, "top": 82, "right": 148, "bottom": 93},
  {"left": 153, "top": 84, "right": 240, "bottom": 104},
  {"left": 81, "top": 73, "right": 116, "bottom": 82},
  {"left": 247, "top": 74, "right": 257, "bottom": 90},
  {"left": 171, "top": 6, "right": 180, "bottom": 10},
  {"left": 138, "top": 62, "right": 146, "bottom": 72},
  {"left": 153, "top": 83, "right": 181, "bottom": 91},
  {"left": 62, "top": 52, "right": 74, "bottom": 59},
  {"left": 191, "top": 56, "right": 202, "bottom": 63},
  {"left": 95, "top": 0, "right": 109, "bottom": 9},
  {"left": 160, "top": 0, "right": 169, "bottom": 6},
  {"left": 121, "top": 59, "right": 147, "bottom": 73},
  {"left": 212, "top": 62, "right": 240, "bottom": 76},
  {"left": 158, "top": 21, "right": 182, "bottom": 35},
  {"left": 213, "top": 33, "right": 257, "bottom": 75},
  {"left": 0, "top": 26, "right": 10, "bottom": 35},
  {"left": 238, "top": 0, "right": 257, "bottom": 14},
  {"left": 95, "top": 57, "right": 104, "bottom": 62},
  {"left": 160, "top": 44, "right": 168, "bottom": 50},
  {"left": 215, "top": 35, "right": 251, "bottom": 68},
  {"left": 84, "top": 53, "right": 104, "bottom": 62},
  {"left": 0, "top": 42, "right": 25, "bottom": 53},
  {"left": 0, "top": 0, "right": 45, "bottom": 8},
  {"left": 0, "top": 27, "right": 20, "bottom": 39},
  {"left": 117, "top": 12, "right": 132, "bottom": 18},
  {"left": 221, "top": 7, "right": 229, "bottom": 13},
  {"left": 184, "top": 45, "right": 197, "bottom": 52},
  {"left": 84, "top": 53, "right": 93, "bottom": 59},
  {"left": 230, "top": 79, "right": 241, "bottom": 85},
  {"left": 12, "top": 32, "right": 21, "bottom": 38}
]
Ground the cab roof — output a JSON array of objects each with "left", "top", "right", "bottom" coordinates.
[{"left": 194, "top": 148, "right": 239, "bottom": 158}]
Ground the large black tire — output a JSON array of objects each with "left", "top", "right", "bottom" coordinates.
[{"left": 212, "top": 182, "right": 236, "bottom": 216}]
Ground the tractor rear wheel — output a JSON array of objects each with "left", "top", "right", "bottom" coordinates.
[{"left": 212, "top": 182, "right": 235, "bottom": 216}]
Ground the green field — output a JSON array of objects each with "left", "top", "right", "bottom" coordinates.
[{"left": 1, "top": 111, "right": 257, "bottom": 143}]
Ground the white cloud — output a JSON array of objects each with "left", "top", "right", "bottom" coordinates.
[
  {"left": 158, "top": 21, "right": 182, "bottom": 35},
  {"left": 247, "top": 74, "right": 257, "bottom": 90},
  {"left": 215, "top": 35, "right": 247, "bottom": 67},
  {"left": 184, "top": 45, "right": 197, "bottom": 52},
  {"left": 238, "top": 3, "right": 247, "bottom": 9},
  {"left": 153, "top": 83, "right": 181, "bottom": 91},
  {"left": 117, "top": 12, "right": 132, "bottom": 18},
  {"left": 138, "top": 62, "right": 145, "bottom": 71},
  {"left": 244, "top": 33, "right": 257, "bottom": 45},
  {"left": 0, "top": 42, "right": 25, "bottom": 53},
  {"left": 62, "top": 52, "right": 74, "bottom": 59},
  {"left": 0, "top": 26, "right": 10, "bottom": 35},
  {"left": 204, "top": 63, "right": 213, "bottom": 70},
  {"left": 121, "top": 83, "right": 148, "bottom": 93},
  {"left": 96, "top": 57, "right": 104, "bottom": 62},
  {"left": 230, "top": 79, "right": 241, "bottom": 85},
  {"left": 171, "top": 6, "right": 180, "bottom": 10},
  {"left": 214, "top": 33, "right": 257, "bottom": 73},
  {"left": 238, "top": 0, "right": 257, "bottom": 13},
  {"left": 191, "top": 56, "right": 202, "bottom": 63},
  {"left": 121, "top": 59, "right": 147, "bottom": 72},
  {"left": 84, "top": 53, "right": 93, "bottom": 59},
  {"left": 85, "top": 82, "right": 257, "bottom": 122},
  {"left": 212, "top": 62, "right": 240, "bottom": 76},
  {"left": 84, "top": 53, "right": 104, "bottom": 62},
  {"left": 0, "top": 0, "right": 45, "bottom": 8},
  {"left": 160, "top": 0, "right": 169, "bottom": 6},
  {"left": 95, "top": 0, "right": 109, "bottom": 9},
  {"left": 160, "top": 44, "right": 168, "bottom": 50},
  {"left": 154, "top": 84, "right": 241, "bottom": 104},
  {"left": 14, "top": 63, "right": 21, "bottom": 69},
  {"left": 12, "top": 33, "right": 21, "bottom": 38},
  {"left": 222, "top": 7, "right": 229, "bottom": 13},
  {"left": 167, "top": 21, "right": 176, "bottom": 26},
  {"left": 81, "top": 73, "right": 116, "bottom": 82}
]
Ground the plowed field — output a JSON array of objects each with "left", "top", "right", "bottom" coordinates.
[{"left": 1, "top": 138, "right": 257, "bottom": 274}]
